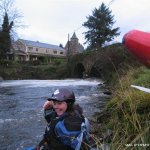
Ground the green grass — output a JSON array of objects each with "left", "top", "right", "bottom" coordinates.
[
  {"left": 132, "top": 68, "right": 150, "bottom": 88},
  {"left": 95, "top": 66, "right": 150, "bottom": 150}
]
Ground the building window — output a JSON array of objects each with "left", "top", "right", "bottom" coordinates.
[
  {"left": 53, "top": 50, "right": 57, "bottom": 54},
  {"left": 36, "top": 48, "right": 38, "bottom": 51},
  {"left": 28, "top": 47, "right": 33, "bottom": 51},
  {"left": 60, "top": 52, "right": 63, "bottom": 55},
  {"left": 46, "top": 49, "right": 49, "bottom": 53}
]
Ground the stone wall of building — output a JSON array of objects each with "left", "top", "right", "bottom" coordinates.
[{"left": 65, "top": 32, "right": 84, "bottom": 56}]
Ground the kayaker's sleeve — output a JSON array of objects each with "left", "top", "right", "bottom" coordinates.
[{"left": 44, "top": 108, "right": 55, "bottom": 123}]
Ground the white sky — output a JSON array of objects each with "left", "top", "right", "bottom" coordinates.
[{"left": 15, "top": 0, "right": 150, "bottom": 48}]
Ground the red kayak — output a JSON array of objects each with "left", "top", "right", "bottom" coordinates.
[{"left": 123, "top": 30, "right": 150, "bottom": 68}]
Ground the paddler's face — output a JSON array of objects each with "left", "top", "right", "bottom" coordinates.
[{"left": 53, "top": 101, "right": 68, "bottom": 116}]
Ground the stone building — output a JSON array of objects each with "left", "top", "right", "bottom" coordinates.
[
  {"left": 8, "top": 39, "right": 65, "bottom": 61},
  {"left": 7, "top": 33, "right": 84, "bottom": 61},
  {"left": 65, "top": 32, "right": 84, "bottom": 56}
]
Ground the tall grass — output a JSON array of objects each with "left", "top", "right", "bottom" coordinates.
[{"left": 97, "top": 66, "right": 150, "bottom": 150}]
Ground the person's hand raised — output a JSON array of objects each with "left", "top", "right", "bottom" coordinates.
[{"left": 43, "top": 100, "right": 53, "bottom": 109}]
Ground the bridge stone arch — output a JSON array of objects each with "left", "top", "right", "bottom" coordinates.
[
  {"left": 73, "top": 62, "right": 85, "bottom": 78},
  {"left": 72, "top": 60, "right": 97, "bottom": 78},
  {"left": 70, "top": 43, "right": 124, "bottom": 78},
  {"left": 70, "top": 49, "right": 106, "bottom": 78},
  {"left": 89, "top": 63, "right": 102, "bottom": 77},
  {"left": 71, "top": 54, "right": 102, "bottom": 78}
]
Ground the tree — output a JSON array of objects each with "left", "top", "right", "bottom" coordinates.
[
  {"left": 0, "top": 12, "right": 13, "bottom": 60},
  {"left": 0, "top": 0, "right": 23, "bottom": 60},
  {"left": 0, "top": 0, "right": 23, "bottom": 39},
  {"left": 83, "top": 3, "right": 120, "bottom": 49}
]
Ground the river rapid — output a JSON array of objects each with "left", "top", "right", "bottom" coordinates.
[{"left": 0, "top": 79, "right": 109, "bottom": 150}]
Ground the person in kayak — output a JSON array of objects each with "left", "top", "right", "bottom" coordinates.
[{"left": 37, "top": 88, "right": 90, "bottom": 150}]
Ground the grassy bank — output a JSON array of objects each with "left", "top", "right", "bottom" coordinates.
[
  {"left": 0, "top": 58, "right": 68, "bottom": 79},
  {"left": 96, "top": 66, "right": 150, "bottom": 150}
]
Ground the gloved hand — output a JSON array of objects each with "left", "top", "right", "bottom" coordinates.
[{"left": 43, "top": 100, "right": 54, "bottom": 123}]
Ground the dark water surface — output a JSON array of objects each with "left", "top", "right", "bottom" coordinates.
[{"left": 0, "top": 79, "right": 108, "bottom": 150}]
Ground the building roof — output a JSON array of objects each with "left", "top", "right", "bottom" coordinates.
[
  {"left": 19, "top": 39, "right": 65, "bottom": 51},
  {"left": 71, "top": 32, "right": 78, "bottom": 39}
]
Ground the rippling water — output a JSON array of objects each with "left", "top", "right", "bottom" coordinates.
[{"left": 0, "top": 79, "right": 108, "bottom": 150}]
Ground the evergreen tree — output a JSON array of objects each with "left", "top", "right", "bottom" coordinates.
[
  {"left": 83, "top": 3, "right": 120, "bottom": 49},
  {"left": 0, "top": 12, "right": 13, "bottom": 60}
]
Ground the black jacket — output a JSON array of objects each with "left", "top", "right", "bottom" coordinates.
[{"left": 39, "top": 108, "right": 85, "bottom": 150}]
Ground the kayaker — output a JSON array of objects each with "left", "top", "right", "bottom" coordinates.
[{"left": 37, "top": 88, "right": 90, "bottom": 150}]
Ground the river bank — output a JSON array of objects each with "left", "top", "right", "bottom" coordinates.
[
  {"left": 94, "top": 66, "right": 150, "bottom": 150},
  {"left": 0, "top": 59, "right": 68, "bottom": 80}
]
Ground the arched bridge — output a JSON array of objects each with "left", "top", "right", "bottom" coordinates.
[
  {"left": 70, "top": 51, "right": 105, "bottom": 78},
  {"left": 69, "top": 43, "right": 126, "bottom": 78}
]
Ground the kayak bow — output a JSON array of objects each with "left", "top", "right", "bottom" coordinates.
[{"left": 123, "top": 30, "right": 150, "bottom": 68}]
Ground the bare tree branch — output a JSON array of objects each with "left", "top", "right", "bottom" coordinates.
[{"left": 0, "top": 0, "right": 24, "bottom": 39}]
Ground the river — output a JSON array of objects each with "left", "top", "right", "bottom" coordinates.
[{"left": 0, "top": 79, "right": 109, "bottom": 150}]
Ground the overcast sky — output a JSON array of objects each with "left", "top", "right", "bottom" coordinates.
[{"left": 15, "top": 0, "right": 150, "bottom": 48}]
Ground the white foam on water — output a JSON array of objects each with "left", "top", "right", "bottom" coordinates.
[
  {"left": 0, "top": 118, "right": 18, "bottom": 124},
  {"left": 0, "top": 79, "right": 101, "bottom": 88},
  {"left": 77, "top": 95, "right": 90, "bottom": 102},
  {"left": 0, "top": 119, "right": 4, "bottom": 124}
]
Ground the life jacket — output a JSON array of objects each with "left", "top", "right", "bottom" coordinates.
[
  {"left": 44, "top": 111, "right": 90, "bottom": 150},
  {"left": 55, "top": 117, "right": 90, "bottom": 150}
]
